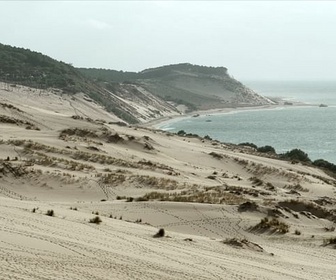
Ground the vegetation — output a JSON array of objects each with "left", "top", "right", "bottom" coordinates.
[
  {"left": 281, "top": 148, "right": 311, "bottom": 163},
  {"left": 78, "top": 68, "right": 138, "bottom": 83},
  {"left": 257, "top": 145, "right": 276, "bottom": 154},
  {"left": 0, "top": 43, "right": 140, "bottom": 124},
  {"left": 46, "top": 209, "right": 54, "bottom": 217},
  {"left": 89, "top": 216, "right": 102, "bottom": 224},
  {"left": 323, "top": 237, "right": 336, "bottom": 248},
  {"left": 278, "top": 199, "right": 335, "bottom": 221},
  {"left": 209, "top": 152, "right": 223, "bottom": 159},
  {"left": 295, "top": 229, "right": 301, "bottom": 235},
  {"left": 79, "top": 63, "right": 228, "bottom": 83},
  {"left": 79, "top": 62, "right": 267, "bottom": 112},
  {"left": 138, "top": 186, "right": 247, "bottom": 205},
  {"left": 153, "top": 228, "right": 165, "bottom": 238},
  {"left": 0, "top": 43, "right": 85, "bottom": 93},
  {"left": 222, "top": 238, "right": 264, "bottom": 252},
  {"left": 252, "top": 217, "right": 290, "bottom": 234},
  {"left": 238, "top": 142, "right": 258, "bottom": 149},
  {"left": 313, "top": 159, "right": 336, "bottom": 177}
]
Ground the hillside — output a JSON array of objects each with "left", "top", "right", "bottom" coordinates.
[
  {"left": 0, "top": 81, "right": 336, "bottom": 279},
  {"left": 80, "top": 63, "right": 274, "bottom": 111},
  {"left": 0, "top": 43, "right": 275, "bottom": 124},
  {"left": 0, "top": 43, "right": 179, "bottom": 124}
]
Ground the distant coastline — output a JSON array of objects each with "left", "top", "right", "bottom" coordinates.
[{"left": 147, "top": 100, "right": 311, "bottom": 130}]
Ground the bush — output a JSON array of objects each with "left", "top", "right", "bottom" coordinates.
[
  {"left": 313, "top": 159, "right": 336, "bottom": 174},
  {"left": 325, "top": 237, "right": 336, "bottom": 244},
  {"left": 209, "top": 152, "right": 223, "bottom": 159},
  {"left": 238, "top": 201, "right": 259, "bottom": 212},
  {"left": 153, "top": 228, "right": 165, "bottom": 238},
  {"left": 238, "top": 142, "right": 258, "bottom": 149},
  {"left": 324, "top": 237, "right": 336, "bottom": 248},
  {"left": 46, "top": 209, "right": 54, "bottom": 217},
  {"left": 257, "top": 145, "right": 276, "bottom": 154},
  {"left": 89, "top": 216, "right": 102, "bottom": 224},
  {"left": 281, "top": 149, "right": 311, "bottom": 163},
  {"left": 204, "top": 135, "right": 212, "bottom": 140},
  {"left": 295, "top": 229, "right": 301, "bottom": 235}
]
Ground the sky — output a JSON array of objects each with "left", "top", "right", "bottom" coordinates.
[{"left": 1, "top": 1, "right": 336, "bottom": 81}]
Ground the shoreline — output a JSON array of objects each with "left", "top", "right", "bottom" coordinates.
[{"left": 143, "top": 101, "right": 313, "bottom": 130}]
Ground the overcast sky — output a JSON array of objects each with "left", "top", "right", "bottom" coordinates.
[{"left": 1, "top": 1, "right": 336, "bottom": 81}]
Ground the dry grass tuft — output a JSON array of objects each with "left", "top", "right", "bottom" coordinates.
[{"left": 251, "top": 217, "right": 290, "bottom": 234}]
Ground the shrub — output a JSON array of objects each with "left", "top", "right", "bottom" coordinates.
[
  {"left": 295, "top": 229, "right": 301, "bottom": 235},
  {"left": 313, "top": 159, "right": 336, "bottom": 175},
  {"left": 153, "top": 228, "right": 165, "bottom": 238},
  {"left": 209, "top": 152, "right": 223, "bottom": 159},
  {"left": 204, "top": 135, "right": 212, "bottom": 140},
  {"left": 89, "top": 216, "right": 102, "bottom": 224},
  {"left": 46, "top": 210, "right": 54, "bottom": 217},
  {"left": 326, "top": 237, "right": 336, "bottom": 244},
  {"left": 134, "top": 197, "right": 149, "bottom": 202},
  {"left": 238, "top": 142, "right": 258, "bottom": 149},
  {"left": 281, "top": 149, "right": 311, "bottom": 163},
  {"left": 278, "top": 200, "right": 333, "bottom": 221},
  {"left": 222, "top": 238, "right": 264, "bottom": 252},
  {"left": 324, "top": 237, "right": 336, "bottom": 248},
  {"left": 257, "top": 145, "right": 276, "bottom": 154},
  {"left": 252, "top": 217, "right": 289, "bottom": 234},
  {"left": 177, "top": 130, "right": 186, "bottom": 136},
  {"left": 238, "top": 201, "right": 259, "bottom": 212}
]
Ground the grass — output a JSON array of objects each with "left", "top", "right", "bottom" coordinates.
[
  {"left": 222, "top": 238, "right": 264, "bottom": 252},
  {"left": 251, "top": 217, "right": 290, "bottom": 234},
  {"left": 249, "top": 176, "right": 264, "bottom": 186},
  {"left": 138, "top": 186, "right": 247, "bottom": 205},
  {"left": 7, "top": 139, "right": 176, "bottom": 173},
  {"left": 130, "top": 175, "right": 180, "bottom": 190},
  {"left": 278, "top": 199, "right": 335, "bottom": 222},
  {"left": 283, "top": 184, "right": 309, "bottom": 192}
]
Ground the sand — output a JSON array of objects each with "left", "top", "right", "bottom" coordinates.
[{"left": 0, "top": 83, "right": 335, "bottom": 279}]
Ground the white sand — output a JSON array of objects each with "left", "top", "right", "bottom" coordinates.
[{"left": 0, "top": 84, "right": 335, "bottom": 279}]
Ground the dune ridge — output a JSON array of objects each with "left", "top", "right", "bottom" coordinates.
[{"left": 0, "top": 83, "right": 335, "bottom": 279}]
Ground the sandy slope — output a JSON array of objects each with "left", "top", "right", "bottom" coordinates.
[
  {"left": 0, "top": 84, "right": 336, "bottom": 279},
  {"left": 0, "top": 198, "right": 335, "bottom": 280}
]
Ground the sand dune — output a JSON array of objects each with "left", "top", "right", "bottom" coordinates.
[{"left": 1, "top": 84, "right": 336, "bottom": 279}]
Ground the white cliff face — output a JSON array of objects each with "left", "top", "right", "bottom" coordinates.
[{"left": 104, "top": 84, "right": 180, "bottom": 123}]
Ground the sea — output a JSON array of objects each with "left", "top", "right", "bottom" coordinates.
[{"left": 158, "top": 81, "right": 336, "bottom": 164}]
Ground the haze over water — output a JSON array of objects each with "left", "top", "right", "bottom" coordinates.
[{"left": 160, "top": 81, "right": 336, "bottom": 164}]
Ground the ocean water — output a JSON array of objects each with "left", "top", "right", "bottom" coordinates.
[{"left": 159, "top": 81, "right": 336, "bottom": 164}]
